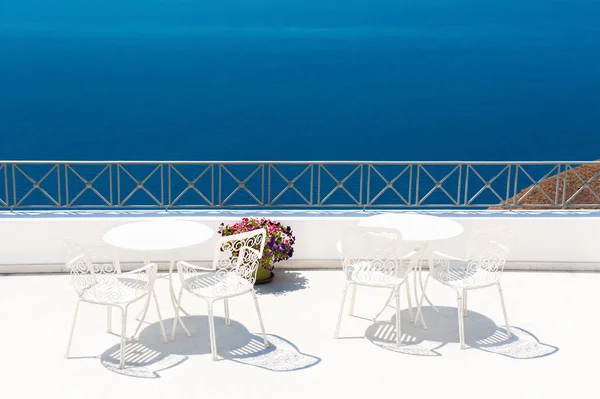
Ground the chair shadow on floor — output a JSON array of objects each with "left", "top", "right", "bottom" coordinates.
[
  {"left": 255, "top": 271, "right": 309, "bottom": 296},
  {"left": 100, "top": 315, "right": 320, "bottom": 378},
  {"left": 365, "top": 306, "right": 558, "bottom": 359}
]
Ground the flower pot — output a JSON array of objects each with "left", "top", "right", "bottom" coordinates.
[
  {"left": 255, "top": 261, "right": 274, "bottom": 284},
  {"left": 218, "top": 217, "right": 295, "bottom": 285}
]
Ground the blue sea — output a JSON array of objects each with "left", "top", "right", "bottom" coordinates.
[{"left": 1, "top": 0, "right": 599, "bottom": 161}]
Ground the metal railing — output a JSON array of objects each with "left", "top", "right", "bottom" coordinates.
[{"left": 0, "top": 161, "right": 599, "bottom": 210}]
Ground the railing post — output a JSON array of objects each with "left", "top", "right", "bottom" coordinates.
[
  {"left": 457, "top": 163, "right": 463, "bottom": 206},
  {"left": 505, "top": 164, "right": 512, "bottom": 210},
  {"left": 408, "top": 164, "right": 413, "bottom": 206},
  {"left": 463, "top": 164, "right": 470, "bottom": 206},
  {"left": 365, "top": 163, "right": 371, "bottom": 210},
  {"left": 562, "top": 163, "right": 569, "bottom": 208},
  {"left": 267, "top": 163, "right": 272, "bottom": 206},
  {"left": 218, "top": 164, "right": 222, "bottom": 206},
  {"left": 261, "top": 163, "right": 265, "bottom": 206},
  {"left": 109, "top": 164, "right": 114, "bottom": 207},
  {"left": 511, "top": 164, "right": 520, "bottom": 210},
  {"left": 310, "top": 164, "right": 314, "bottom": 206},
  {"left": 1, "top": 163, "right": 8, "bottom": 210},
  {"left": 117, "top": 164, "right": 121, "bottom": 207},
  {"left": 317, "top": 164, "right": 322, "bottom": 206},
  {"left": 11, "top": 163, "right": 16, "bottom": 211},
  {"left": 359, "top": 163, "right": 364, "bottom": 209},
  {"left": 64, "top": 163, "right": 69, "bottom": 207},
  {"left": 554, "top": 164, "right": 562, "bottom": 208},
  {"left": 56, "top": 163, "right": 62, "bottom": 207},
  {"left": 415, "top": 164, "right": 421, "bottom": 206},
  {"left": 211, "top": 163, "right": 215, "bottom": 207},
  {"left": 160, "top": 163, "right": 167, "bottom": 210}
]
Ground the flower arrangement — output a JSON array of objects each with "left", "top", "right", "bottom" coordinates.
[{"left": 218, "top": 217, "right": 296, "bottom": 276}]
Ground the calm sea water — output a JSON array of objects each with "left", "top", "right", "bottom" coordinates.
[{"left": 1, "top": 0, "right": 599, "bottom": 161}]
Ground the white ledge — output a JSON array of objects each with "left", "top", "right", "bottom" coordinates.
[{"left": 1, "top": 210, "right": 599, "bottom": 271}]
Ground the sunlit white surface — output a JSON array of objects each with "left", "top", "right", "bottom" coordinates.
[
  {"left": 359, "top": 213, "right": 464, "bottom": 241},
  {"left": 0, "top": 270, "right": 592, "bottom": 398},
  {"left": 102, "top": 220, "right": 214, "bottom": 252}
]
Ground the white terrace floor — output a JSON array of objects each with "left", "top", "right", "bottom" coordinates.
[{"left": 0, "top": 269, "right": 596, "bottom": 399}]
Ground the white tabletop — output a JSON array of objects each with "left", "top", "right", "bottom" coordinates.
[
  {"left": 102, "top": 220, "right": 213, "bottom": 252},
  {"left": 358, "top": 213, "right": 463, "bottom": 242}
]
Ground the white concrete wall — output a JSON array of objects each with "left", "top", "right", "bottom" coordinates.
[{"left": 1, "top": 211, "right": 599, "bottom": 272}]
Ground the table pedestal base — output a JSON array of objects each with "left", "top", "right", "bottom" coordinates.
[
  {"left": 135, "top": 256, "right": 192, "bottom": 340},
  {"left": 373, "top": 244, "right": 438, "bottom": 329}
]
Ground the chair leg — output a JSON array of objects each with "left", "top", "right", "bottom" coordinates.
[
  {"left": 251, "top": 291, "right": 269, "bottom": 348},
  {"left": 334, "top": 284, "right": 350, "bottom": 339},
  {"left": 64, "top": 299, "right": 81, "bottom": 359},
  {"left": 463, "top": 291, "right": 468, "bottom": 316},
  {"left": 107, "top": 306, "right": 112, "bottom": 333},
  {"left": 373, "top": 289, "right": 394, "bottom": 322},
  {"left": 415, "top": 273, "right": 430, "bottom": 329},
  {"left": 457, "top": 293, "right": 466, "bottom": 349},
  {"left": 420, "top": 270, "right": 439, "bottom": 312},
  {"left": 348, "top": 284, "right": 357, "bottom": 316},
  {"left": 395, "top": 286, "right": 402, "bottom": 347},
  {"left": 207, "top": 303, "right": 218, "bottom": 361},
  {"left": 412, "top": 270, "right": 419, "bottom": 320},
  {"left": 151, "top": 289, "right": 168, "bottom": 343},
  {"left": 405, "top": 277, "right": 414, "bottom": 323},
  {"left": 497, "top": 282, "right": 512, "bottom": 338},
  {"left": 133, "top": 291, "right": 152, "bottom": 336},
  {"left": 119, "top": 307, "right": 128, "bottom": 369},
  {"left": 224, "top": 299, "right": 231, "bottom": 326},
  {"left": 171, "top": 288, "right": 190, "bottom": 340}
]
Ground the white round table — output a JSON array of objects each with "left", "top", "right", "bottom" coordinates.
[
  {"left": 358, "top": 213, "right": 464, "bottom": 328},
  {"left": 103, "top": 220, "right": 213, "bottom": 252},
  {"left": 103, "top": 219, "right": 214, "bottom": 338}
]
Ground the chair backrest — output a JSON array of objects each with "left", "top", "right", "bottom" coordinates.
[
  {"left": 63, "top": 239, "right": 123, "bottom": 301},
  {"left": 340, "top": 226, "right": 406, "bottom": 286},
  {"left": 468, "top": 225, "right": 517, "bottom": 256},
  {"left": 235, "top": 246, "right": 263, "bottom": 286},
  {"left": 463, "top": 225, "right": 518, "bottom": 286},
  {"left": 213, "top": 228, "right": 267, "bottom": 283}
]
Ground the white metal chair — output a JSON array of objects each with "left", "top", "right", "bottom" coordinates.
[
  {"left": 335, "top": 237, "right": 420, "bottom": 325},
  {"left": 172, "top": 228, "right": 269, "bottom": 361},
  {"left": 334, "top": 226, "right": 414, "bottom": 346},
  {"left": 416, "top": 225, "right": 518, "bottom": 349},
  {"left": 63, "top": 239, "right": 167, "bottom": 369}
]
